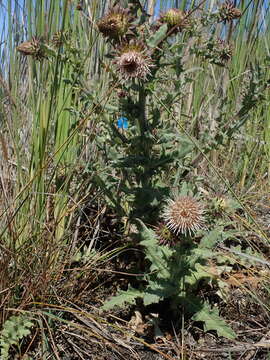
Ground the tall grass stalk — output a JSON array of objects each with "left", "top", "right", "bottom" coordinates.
[{"left": 0, "top": 0, "right": 115, "bottom": 322}]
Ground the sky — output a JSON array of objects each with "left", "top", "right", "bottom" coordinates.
[{"left": 0, "top": 0, "right": 269, "bottom": 46}]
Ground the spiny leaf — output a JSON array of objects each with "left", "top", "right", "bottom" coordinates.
[
  {"left": 137, "top": 220, "right": 173, "bottom": 278},
  {"left": 199, "top": 227, "right": 224, "bottom": 248},
  {"left": 0, "top": 315, "right": 34, "bottom": 360},
  {"left": 184, "top": 263, "right": 212, "bottom": 286},
  {"left": 102, "top": 287, "right": 143, "bottom": 310},
  {"left": 192, "top": 302, "right": 236, "bottom": 340},
  {"left": 143, "top": 280, "right": 175, "bottom": 306},
  {"left": 143, "top": 291, "right": 162, "bottom": 306},
  {"left": 147, "top": 24, "right": 168, "bottom": 48}
]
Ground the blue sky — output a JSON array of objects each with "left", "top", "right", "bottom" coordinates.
[{"left": 0, "top": 0, "right": 269, "bottom": 44}]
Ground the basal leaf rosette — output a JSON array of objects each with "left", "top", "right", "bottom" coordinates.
[
  {"left": 114, "top": 40, "right": 154, "bottom": 81},
  {"left": 163, "top": 195, "right": 205, "bottom": 236},
  {"left": 97, "top": 4, "right": 135, "bottom": 41}
]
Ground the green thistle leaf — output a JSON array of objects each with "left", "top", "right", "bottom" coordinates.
[
  {"left": 192, "top": 302, "right": 236, "bottom": 340},
  {"left": 102, "top": 286, "right": 143, "bottom": 310},
  {"left": 147, "top": 24, "right": 168, "bottom": 48}
]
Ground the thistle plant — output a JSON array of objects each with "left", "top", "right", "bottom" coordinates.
[
  {"left": 92, "top": 0, "right": 268, "bottom": 227},
  {"left": 3, "top": 0, "right": 269, "bottom": 352},
  {"left": 102, "top": 185, "right": 236, "bottom": 339},
  {"left": 92, "top": 0, "right": 269, "bottom": 337}
]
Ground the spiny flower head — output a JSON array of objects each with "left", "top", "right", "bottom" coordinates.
[
  {"left": 76, "top": 1, "right": 83, "bottom": 11},
  {"left": 219, "top": 1, "right": 242, "bottom": 22},
  {"left": 217, "top": 38, "right": 233, "bottom": 63},
  {"left": 17, "top": 37, "right": 47, "bottom": 60},
  {"left": 97, "top": 5, "right": 134, "bottom": 41},
  {"left": 163, "top": 195, "right": 205, "bottom": 236},
  {"left": 114, "top": 40, "right": 153, "bottom": 80},
  {"left": 155, "top": 222, "right": 178, "bottom": 246},
  {"left": 211, "top": 195, "right": 241, "bottom": 215},
  {"left": 51, "top": 30, "right": 70, "bottom": 47},
  {"left": 160, "top": 8, "right": 191, "bottom": 33}
]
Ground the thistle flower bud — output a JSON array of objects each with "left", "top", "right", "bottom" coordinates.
[
  {"left": 17, "top": 37, "right": 47, "bottom": 60},
  {"left": 160, "top": 8, "right": 191, "bottom": 33},
  {"left": 155, "top": 222, "right": 177, "bottom": 246},
  {"left": 51, "top": 31, "right": 70, "bottom": 47},
  {"left": 217, "top": 38, "right": 233, "bottom": 63},
  {"left": 97, "top": 5, "right": 134, "bottom": 41},
  {"left": 116, "top": 88, "right": 128, "bottom": 98},
  {"left": 163, "top": 195, "right": 205, "bottom": 236},
  {"left": 219, "top": 1, "right": 242, "bottom": 22},
  {"left": 76, "top": 2, "right": 83, "bottom": 11}
]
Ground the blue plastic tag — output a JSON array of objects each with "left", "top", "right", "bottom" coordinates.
[{"left": 117, "top": 116, "right": 128, "bottom": 130}]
